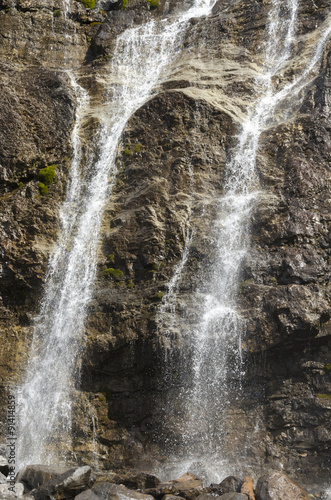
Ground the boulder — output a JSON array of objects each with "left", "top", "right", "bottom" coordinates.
[
  {"left": 219, "top": 477, "right": 243, "bottom": 494},
  {"left": 221, "top": 494, "right": 248, "bottom": 500},
  {"left": 97, "top": 472, "right": 160, "bottom": 490},
  {"left": 162, "top": 496, "right": 186, "bottom": 500},
  {"left": 0, "top": 482, "right": 24, "bottom": 498},
  {"left": 29, "top": 466, "right": 95, "bottom": 500},
  {"left": 16, "top": 465, "right": 71, "bottom": 491},
  {"left": 92, "top": 482, "right": 155, "bottom": 500},
  {"left": 145, "top": 473, "right": 203, "bottom": 499},
  {"left": 195, "top": 494, "right": 220, "bottom": 500},
  {"left": 61, "top": 467, "right": 96, "bottom": 494},
  {"left": 255, "top": 473, "right": 309, "bottom": 500},
  {"left": 240, "top": 477, "right": 255, "bottom": 500},
  {"left": 75, "top": 490, "right": 100, "bottom": 500}
]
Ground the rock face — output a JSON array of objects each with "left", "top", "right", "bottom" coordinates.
[{"left": 0, "top": 0, "right": 330, "bottom": 491}]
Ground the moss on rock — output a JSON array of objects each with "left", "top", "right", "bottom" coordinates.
[
  {"left": 78, "top": 0, "right": 96, "bottom": 9},
  {"left": 38, "top": 165, "right": 56, "bottom": 186},
  {"left": 38, "top": 182, "right": 48, "bottom": 195},
  {"left": 99, "top": 268, "right": 124, "bottom": 280}
]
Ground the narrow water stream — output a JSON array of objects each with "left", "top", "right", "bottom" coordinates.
[{"left": 16, "top": 0, "right": 216, "bottom": 471}]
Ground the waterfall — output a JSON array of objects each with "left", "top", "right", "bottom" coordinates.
[
  {"left": 15, "top": 0, "right": 217, "bottom": 471},
  {"left": 158, "top": 0, "right": 331, "bottom": 482}
]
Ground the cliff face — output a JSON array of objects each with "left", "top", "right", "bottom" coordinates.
[{"left": 0, "top": 0, "right": 330, "bottom": 489}]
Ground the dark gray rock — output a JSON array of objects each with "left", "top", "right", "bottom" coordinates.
[
  {"left": 195, "top": 494, "right": 220, "bottom": 500},
  {"left": 220, "top": 494, "right": 248, "bottom": 500},
  {"left": 29, "top": 466, "right": 95, "bottom": 500},
  {"left": 255, "top": 472, "right": 309, "bottom": 500},
  {"left": 75, "top": 490, "right": 100, "bottom": 500},
  {"left": 92, "top": 482, "right": 155, "bottom": 500},
  {"left": 219, "top": 477, "right": 242, "bottom": 494},
  {"left": 16, "top": 466, "right": 71, "bottom": 491}
]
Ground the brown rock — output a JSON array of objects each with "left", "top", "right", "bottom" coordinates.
[
  {"left": 145, "top": 473, "right": 203, "bottom": 500},
  {"left": 240, "top": 476, "right": 254, "bottom": 500}
]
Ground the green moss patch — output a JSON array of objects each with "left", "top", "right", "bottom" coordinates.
[
  {"left": 316, "top": 393, "right": 331, "bottom": 401},
  {"left": 108, "top": 254, "right": 115, "bottom": 263},
  {"left": 99, "top": 267, "right": 124, "bottom": 279},
  {"left": 323, "top": 364, "right": 331, "bottom": 373},
  {"left": 38, "top": 165, "right": 56, "bottom": 186},
  {"left": 38, "top": 183, "right": 48, "bottom": 195},
  {"left": 78, "top": 0, "right": 96, "bottom": 9},
  {"left": 147, "top": 0, "right": 159, "bottom": 8}
]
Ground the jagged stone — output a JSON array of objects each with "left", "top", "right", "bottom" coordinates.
[
  {"left": 75, "top": 490, "right": 100, "bottom": 500},
  {"left": 29, "top": 466, "right": 95, "bottom": 500},
  {"left": 102, "top": 472, "right": 160, "bottom": 490},
  {"left": 144, "top": 474, "right": 203, "bottom": 500},
  {"left": 16, "top": 466, "right": 72, "bottom": 491},
  {"left": 220, "top": 494, "right": 248, "bottom": 500},
  {"left": 195, "top": 494, "right": 220, "bottom": 500},
  {"left": 255, "top": 472, "right": 309, "bottom": 500},
  {"left": 219, "top": 477, "right": 243, "bottom": 494},
  {"left": 92, "top": 482, "right": 155, "bottom": 500},
  {"left": 162, "top": 495, "right": 186, "bottom": 500},
  {"left": 240, "top": 477, "right": 254, "bottom": 500}
]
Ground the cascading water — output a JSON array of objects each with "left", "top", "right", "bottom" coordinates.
[
  {"left": 158, "top": 0, "right": 331, "bottom": 482},
  {"left": 15, "top": 0, "right": 217, "bottom": 471}
]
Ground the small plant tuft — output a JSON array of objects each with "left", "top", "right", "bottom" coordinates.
[
  {"left": 121, "top": 0, "right": 127, "bottom": 8},
  {"left": 99, "top": 267, "right": 124, "bottom": 279},
  {"left": 38, "top": 183, "right": 48, "bottom": 195},
  {"left": 156, "top": 291, "right": 165, "bottom": 300},
  {"left": 78, "top": 0, "right": 96, "bottom": 9},
  {"left": 108, "top": 254, "right": 115, "bottom": 263},
  {"left": 323, "top": 364, "right": 331, "bottom": 373},
  {"left": 38, "top": 165, "right": 56, "bottom": 186},
  {"left": 134, "top": 143, "right": 142, "bottom": 152},
  {"left": 316, "top": 393, "right": 331, "bottom": 401},
  {"left": 115, "top": 281, "right": 125, "bottom": 287},
  {"left": 124, "top": 148, "right": 132, "bottom": 156},
  {"left": 146, "top": 0, "right": 159, "bottom": 8},
  {"left": 53, "top": 9, "right": 62, "bottom": 16}
]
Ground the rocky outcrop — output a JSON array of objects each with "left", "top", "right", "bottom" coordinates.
[
  {"left": 5, "top": 468, "right": 319, "bottom": 500},
  {"left": 0, "top": 0, "right": 330, "bottom": 491}
]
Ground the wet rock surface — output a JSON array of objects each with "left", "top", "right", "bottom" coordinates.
[
  {"left": 0, "top": 0, "right": 330, "bottom": 491},
  {"left": 7, "top": 469, "right": 321, "bottom": 500}
]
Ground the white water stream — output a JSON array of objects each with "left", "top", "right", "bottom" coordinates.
[
  {"left": 15, "top": 0, "right": 331, "bottom": 485},
  {"left": 16, "top": 0, "right": 216, "bottom": 471},
  {"left": 157, "top": 0, "right": 331, "bottom": 482}
]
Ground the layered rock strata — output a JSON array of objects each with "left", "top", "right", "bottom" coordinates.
[{"left": 0, "top": 0, "right": 330, "bottom": 488}]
